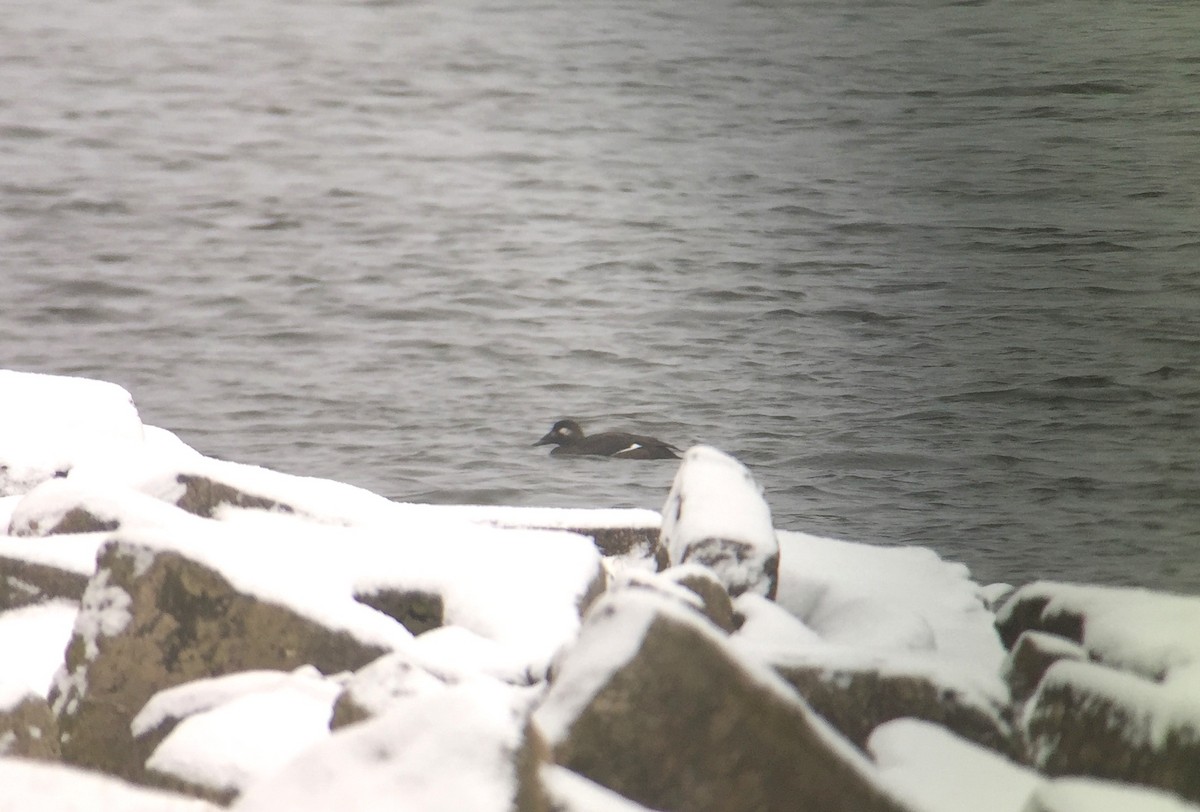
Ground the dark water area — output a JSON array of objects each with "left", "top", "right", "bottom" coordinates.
[{"left": 2, "top": 0, "right": 1198, "bottom": 593}]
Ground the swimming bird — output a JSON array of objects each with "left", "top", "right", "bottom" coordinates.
[{"left": 534, "top": 419, "right": 680, "bottom": 459}]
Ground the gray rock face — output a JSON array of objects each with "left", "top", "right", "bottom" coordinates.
[
  {"left": 1003, "top": 630, "right": 1087, "bottom": 702},
  {"left": 776, "top": 664, "right": 1017, "bottom": 758},
  {"left": 0, "top": 694, "right": 60, "bottom": 760},
  {"left": 173, "top": 474, "right": 295, "bottom": 519},
  {"left": 531, "top": 591, "right": 911, "bottom": 812},
  {"left": 660, "top": 446, "right": 780, "bottom": 600},
  {"left": 1024, "top": 659, "right": 1200, "bottom": 804},
  {"left": 0, "top": 555, "right": 89, "bottom": 610},
  {"left": 49, "top": 541, "right": 388, "bottom": 781}
]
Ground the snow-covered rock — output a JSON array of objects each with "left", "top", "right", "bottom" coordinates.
[
  {"left": 995, "top": 581, "right": 1200, "bottom": 680},
  {"left": 134, "top": 666, "right": 347, "bottom": 802},
  {"left": 49, "top": 539, "right": 393, "bottom": 781},
  {"left": 1023, "top": 658, "right": 1200, "bottom": 803},
  {"left": 1003, "top": 630, "right": 1087, "bottom": 702},
  {"left": 660, "top": 445, "right": 779, "bottom": 599},
  {"left": 868, "top": 718, "right": 1040, "bottom": 812},
  {"left": 0, "top": 370, "right": 145, "bottom": 497},
  {"left": 529, "top": 587, "right": 910, "bottom": 812},
  {"left": 233, "top": 681, "right": 535, "bottom": 812}
]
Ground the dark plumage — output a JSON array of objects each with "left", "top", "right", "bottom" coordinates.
[{"left": 534, "top": 419, "right": 680, "bottom": 460}]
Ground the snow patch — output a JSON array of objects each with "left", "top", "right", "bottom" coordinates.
[
  {"left": 0, "top": 599, "right": 78, "bottom": 709},
  {"left": 142, "top": 667, "right": 346, "bottom": 795},
  {"left": 868, "top": 718, "right": 1040, "bottom": 812},
  {"left": 232, "top": 681, "right": 534, "bottom": 812}
]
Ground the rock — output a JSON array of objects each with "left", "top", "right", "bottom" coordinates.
[
  {"left": 0, "top": 555, "right": 89, "bottom": 610},
  {"left": 0, "top": 694, "right": 60, "bottom": 760},
  {"left": 776, "top": 664, "right": 1017, "bottom": 758},
  {"left": 530, "top": 590, "right": 911, "bottom": 812},
  {"left": 49, "top": 540, "right": 389, "bottom": 781},
  {"left": 173, "top": 474, "right": 294, "bottom": 519},
  {"left": 352, "top": 588, "right": 444, "bottom": 635},
  {"left": 614, "top": 565, "right": 739, "bottom": 633},
  {"left": 569, "top": 526, "right": 665, "bottom": 567},
  {"left": 994, "top": 581, "right": 1200, "bottom": 681},
  {"left": 664, "top": 565, "right": 739, "bottom": 633},
  {"left": 994, "top": 587, "right": 1084, "bottom": 651},
  {"left": 1003, "top": 630, "right": 1087, "bottom": 702},
  {"left": 1023, "top": 658, "right": 1200, "bottom": 803},
  {"left": 660, "top": 446, "right": 779, "bottom": 599}
]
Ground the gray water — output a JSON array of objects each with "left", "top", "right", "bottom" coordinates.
[{"left": 2, "top": 0, "right": 1198, "bottom": 593}]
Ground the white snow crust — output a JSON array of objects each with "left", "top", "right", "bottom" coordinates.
[
  {"left": 0, "top": 757, "right": 220, "bottom": 812},
  {"left": 232, "top": 681, "right": 535, "bottom": 812},
  {"left": 0, "top": 599, "right": 78, "bottom": 709},
  {"left": 141, "top": 667, "right": 346, "bottom": 795},
  {"left": 868, "top": 718, "right": 1040, "bottom": 812}
]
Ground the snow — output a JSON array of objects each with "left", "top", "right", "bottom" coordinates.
[
  {"left": 0, "top": 599, "right": 78, "bottom": 709},
  {"left": 0, "top": 531, "right": 110, "bottom": 575},
  {"left": 232, "top": 681, "right": 535, "bottom": 812},
  {"left": 0, "top": 370, "right": 145, "bottom": 497},
  {"left": 1027, "top": 778, "right": 1200, "bottom": 812},
  {"left": 775, "top": 530, "right": 1006, "bottom": 673},
  {"left": 140, "top": 667, "right": 346, "bottom": 795},
  {"left": 996, "top": 581, "right": 1200, "bottom": 680},
  {"left": 660, "top": 445, "right": 778, "bottom": 597},
  {"left": 868, "top": 718, "right": 1041, "bottom": 812},
  {"left": 0, "top": 757, "right": 220, "bottom": 812}
]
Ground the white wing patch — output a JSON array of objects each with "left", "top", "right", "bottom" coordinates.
[{"left": 615, "top": 443, "right": 642, "bottom": 456}]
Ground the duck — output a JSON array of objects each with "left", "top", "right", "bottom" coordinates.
[{"left": 534, "top": 419, "right": 680, "bottom": 459}]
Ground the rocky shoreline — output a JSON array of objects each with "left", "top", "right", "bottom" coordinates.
[{"left": 1, "top": 369, "right": 1197, "bottom": 812}]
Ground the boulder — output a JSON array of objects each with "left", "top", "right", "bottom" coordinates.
[
  {"left": 0, "top": 555, "right": 89, "bottom": 610},
  {"left": 0, "top": 693, "right": 60, "bottom": 760},
  {"left": 1023, "top": 658, "right": 1200, "bottom": 803},
  {"left": 608, "top": 565, "right": 738, "bottom": 634},
  {"left": 776, "top": 663, "right": 1017, "bottom": 757},
  {"left": 352, "top": 588, "right": 444, "bottom": 636},
  {"left": 530, "top": 589, "right": 911, "bottom": 812},
  {"left": 663, "top": 565, "right": 739, "bottom": 633},
  {"left": 660, "top": 446, "right": 779, "bottom": 599},
  {"left": 1003, "top": 630, "right": 1087, "bottom": 702},
  {"left": 994, "top": 581, "right": 1200, "bottom": 681},
  {"left": 172, "top": 474, "right": 294, "bottom": 520},
  {"left": 49, "top": 540, "right": 390, "bottom": 781}
]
